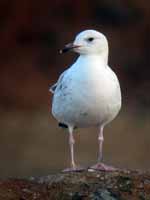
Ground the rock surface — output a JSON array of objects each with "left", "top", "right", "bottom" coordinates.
[{"left": 0, "top": 169, "right": 150, "bottom": 199}]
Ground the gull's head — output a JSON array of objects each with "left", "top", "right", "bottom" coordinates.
[{"left": 60, "top": 30, "right": 108, "bottom": 56}]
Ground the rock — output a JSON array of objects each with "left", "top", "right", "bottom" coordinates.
[{"left": 0, "top": 169, "right": 150, "bottom": 199}]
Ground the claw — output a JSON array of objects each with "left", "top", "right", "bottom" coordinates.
[{"left": 90, "top": 163, "right": 118, "bottom": 172}]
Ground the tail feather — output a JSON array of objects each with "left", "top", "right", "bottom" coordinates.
[
  {"left": 58, "top": 123, "right": 77, "bottom": 129},
  {"left": 58, "top": 122, "right": 68, "bottom": 128}
]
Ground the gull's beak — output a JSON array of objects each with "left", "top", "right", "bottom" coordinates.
[{"left": 60, "top": 43, "right": 80, "bottom": 54}]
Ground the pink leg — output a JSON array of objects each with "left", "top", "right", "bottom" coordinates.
[
  {"left": 63, "top": 126, "right": 84, "bottom": 172},
  {"left": 69, "top": 126, "right": 75, "bottom": 169},
  {"left": 90, "top": 126, "right": 118, "bottom": 171},
  {"left": 98, "top": 126, "right": 104, "bottom": 162}
]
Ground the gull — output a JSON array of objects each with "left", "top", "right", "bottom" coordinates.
[{"left": 50, "top": 30, "right": 121, "bottom": 171}]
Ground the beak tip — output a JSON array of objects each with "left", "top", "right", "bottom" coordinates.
[
  {"left": 59, "top": 43, "right": 75, "bottom": 54},
  {"left": 59, "top": 49, "right": 63, "bottom": 54}
]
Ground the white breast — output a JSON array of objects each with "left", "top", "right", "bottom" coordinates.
[{"left": 52, "top": 57, "right": 121, "bottom": 128}]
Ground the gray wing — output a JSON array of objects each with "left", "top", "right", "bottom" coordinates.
[
  {"left": 49, "top": 70, "right": 67, "bottom": 94},
  {"left": 49, "top": 83, "right": 57, "bottom": 94}
]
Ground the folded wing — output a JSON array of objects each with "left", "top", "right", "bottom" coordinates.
[{"left": 49, "top": 70, "right": 67, "bottom": 94}]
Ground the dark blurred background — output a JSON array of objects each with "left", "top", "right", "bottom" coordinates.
[{"left": 0, "top": 0, "right": 150, "bottom": 177}]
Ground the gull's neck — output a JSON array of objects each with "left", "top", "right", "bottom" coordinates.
[{"left": 77, "top": 51, "right": 108, "bottom": 66}]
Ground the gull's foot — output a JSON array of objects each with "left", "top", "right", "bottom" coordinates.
[
  {"left": 89, "top": 163, "right": 118, "bottom": 172},
  {"left": 62, "top": 166, "right": 85, "bottom": 172}
]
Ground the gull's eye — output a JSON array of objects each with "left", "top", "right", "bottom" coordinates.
[{"left": 87, "top": 37, "right": 94, "bottom": 42}]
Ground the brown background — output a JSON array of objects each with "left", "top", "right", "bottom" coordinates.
[{"left": 0, "top": 0, "right": 150, "bottom": 177}]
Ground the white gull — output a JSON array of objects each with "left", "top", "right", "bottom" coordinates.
[{"left": 50, "top": 29, "right": 121, "bottom": 171}]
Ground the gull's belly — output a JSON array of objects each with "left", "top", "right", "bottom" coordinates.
[{"left": 52, "top": 69, "right": 121, "bottom": 127}]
